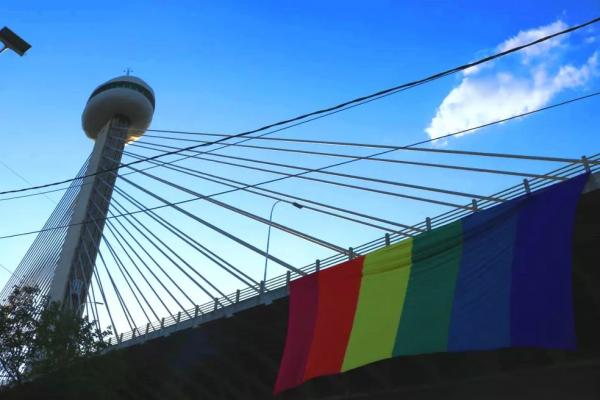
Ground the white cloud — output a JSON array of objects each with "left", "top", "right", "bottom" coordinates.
[
  {"left": 498, "top": 20, "right": 568, "bottom": 62},
  {"left": 425, "top": 21, "right": 599, "bottom": 140},
  {"left": 553, "top": 52, "right": 598, "bottom": 88}
]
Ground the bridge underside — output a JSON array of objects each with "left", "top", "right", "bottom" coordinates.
[{"left": 3, "top": 189, "right": 599, "bottom": 400}]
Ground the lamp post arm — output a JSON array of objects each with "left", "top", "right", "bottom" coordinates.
[{"left": 262, "top": 200, "right": 282, "bottom": 285}]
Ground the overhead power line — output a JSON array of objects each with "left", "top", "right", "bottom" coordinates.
[
  {"left": 111, "top": 185, "right": 260, "bottom": 289},
  {"left": 0, "top": 91, "right": 597, "bottom": 241},
  {"left": 0, "top": 263, "right": 13, "bottom": 275},
  {"left": 119, "top": 150, "right": 428, "bottom": 232},
  {"left": 2, "top": 89, "right": 599, "bottom": 204},
  {"left": 0, "top": 160, "right": 57, "bottom": 204},
  {"left": 0, "top": 16, "right": 597, "bottom": 197},
  {"left": 112, "top": 162, "right": 351, "bottom": 254},
  {"left": 122, "top": 145, "right": 477, "bottom": 209}
]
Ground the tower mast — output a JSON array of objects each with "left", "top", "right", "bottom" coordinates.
[{"left": 48, "top": 76, "right": 155, "bottom": 311}]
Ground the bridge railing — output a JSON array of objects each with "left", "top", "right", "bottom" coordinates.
[{"left": 109, "top": 154, "right": 599, "bottom": 346}]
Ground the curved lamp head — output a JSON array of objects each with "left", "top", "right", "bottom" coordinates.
[{"left": 0, "top": 27, "right": 31, "bottom": 56}]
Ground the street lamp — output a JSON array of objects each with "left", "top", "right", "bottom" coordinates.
[
  {"left": 262, "top": 200, "right": 303, "bottom": 287},
  {"left": 0, "top": 27, "right": 31, "bottom": 57}
]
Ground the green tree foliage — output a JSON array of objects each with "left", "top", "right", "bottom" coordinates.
[
  {"left": 0, "top": 286, "right": 39, "bottom": 384},
  {"left": 0, "top": 286, "right": 111, "bottom": 386},
  {"left": 30, "top": 301, "right": 111, "bottom": 376}
]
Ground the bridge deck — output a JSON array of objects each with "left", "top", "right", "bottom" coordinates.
[{"left": 2, "top": 187, "right": 599, "bottom": 399}]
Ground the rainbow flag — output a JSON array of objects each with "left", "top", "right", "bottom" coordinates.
[{"left": 274, "top": 173, "right": 588, "bottom": 394}]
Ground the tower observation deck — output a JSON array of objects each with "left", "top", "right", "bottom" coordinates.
[{"left": 47, "top": 76, "right": 155, "bottom": 311}]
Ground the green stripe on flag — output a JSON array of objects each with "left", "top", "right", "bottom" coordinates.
[{"left": 393, "top": 221, "right": 463, "bottom": 356}]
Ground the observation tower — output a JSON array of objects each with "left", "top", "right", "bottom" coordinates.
[{"left": 48, "top": 76, "right": 155, "bottom": 311}]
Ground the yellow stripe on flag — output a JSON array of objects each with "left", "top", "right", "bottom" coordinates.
[{"left": 341, "top": 239, "right": 412, "bottom": 372}]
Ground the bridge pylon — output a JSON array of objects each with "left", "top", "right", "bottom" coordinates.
[{"left": 48, "top": 76, "right": 155, "bottom": 312}]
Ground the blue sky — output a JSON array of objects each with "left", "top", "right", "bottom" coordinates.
[{"left": 0, "top": 1, "right": 599, "bottom": 332}]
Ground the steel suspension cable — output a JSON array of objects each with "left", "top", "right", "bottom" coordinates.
[
  {"left": 106, "top": 194, "right": 228, "bottom": 307},
  {"left": 1, "top": 92, "right": 598, "bottom": 241},
  {"left": 127, "top": 142, "right": 506, "bottom": 201},
  {"left": 132, "top": 138, "right": 564, "bottom": 182},
  {"left": 72, "top": 219, "right": 105, "bottom": 326},
  {"left": 82, "top": 213, "right": 138, "bottom": 333},
  {"left": 103, "top": 219, "right": 175, "bottom": 318},
  {"left": 85, "top": 285, "right": 101, "bottom": 333},
  {"left": 116, "top": 153, "right": 401, "bottom": 233},
  {"left": 86, "top": 271, "right": 102, "bottom": 333},
  {"left": 110, "top": 187, "right": 258, "bottom": 287},
  {"left": 0, "top": 167, "right": 85, "bottom": 299},
  {"left": 3, "top": 185, "right": 76, "bottom": 286},
  {"left": 104, "top": 208, "right": 191, "bottom": 315},
  {"left": 121, "top": 146, "right": 470, "bottom": 210},
  {"left": 88, "top": 184, "right": 166, "bottom": 324},
  {"left": 95, "top": 242, "right": 137, "bottom": 332},
  {"left": 98, "top": 233, "right": 156, "bottom": 324},
  {"left": 112, "top": 185, "right": 261, "bottom": 290},
  {"left": 142, "top": 132, "right": 600, "bottom": 165},
  {"left": 90, "top": 252, "right": 119, "bottom": 339},
  {"left": 112, "top": 159, "right": 349, "bottom": 255},
  {"left": 116, "top": 175, "right": 307, "bottom": 276},
  {"left": 383, "top": 154, "right": 600, "bottom": 244}
]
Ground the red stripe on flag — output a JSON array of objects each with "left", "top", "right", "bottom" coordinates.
[
  {"left": 273, "top": 273, "right": 319, "bottom": 394},
  {"left": 303, "top": 256, "right": 365, "bottom": 382}
]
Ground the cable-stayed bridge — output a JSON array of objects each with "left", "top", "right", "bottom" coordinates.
[
  {"left": 3, "top": 76, "right": 598, "bottom": 348},
  {"left": 1, "top": 20, "right": 600, "bottom": 398}
]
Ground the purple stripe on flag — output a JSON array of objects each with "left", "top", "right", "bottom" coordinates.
[{"left": 510, "top": 174, "right": 588, "bottom": 349}]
